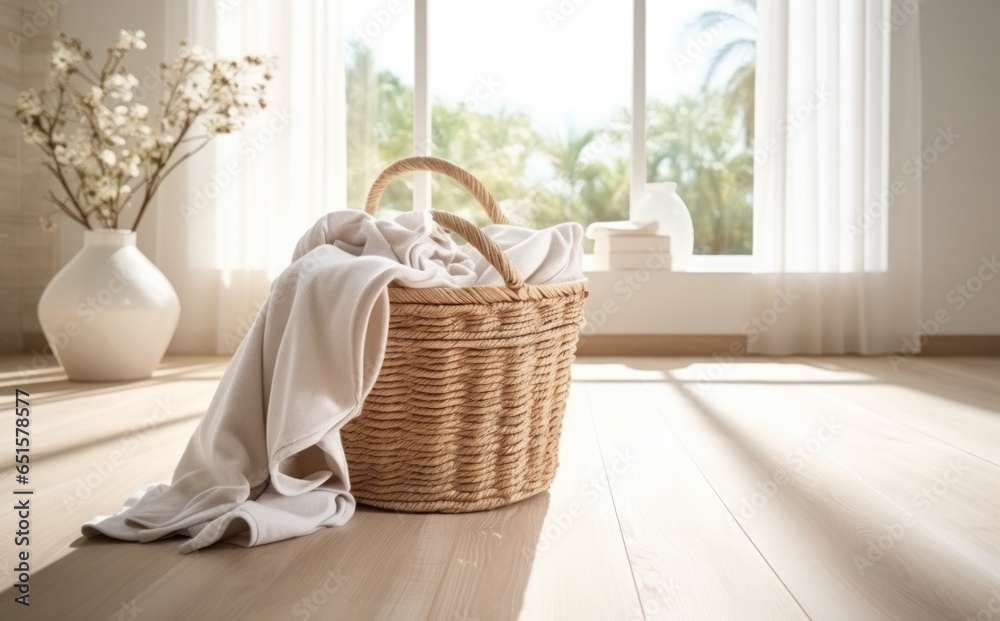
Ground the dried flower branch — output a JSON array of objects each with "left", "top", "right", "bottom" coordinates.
[{"left": 15, "top": 30, "right": 276, "bottom": 231}]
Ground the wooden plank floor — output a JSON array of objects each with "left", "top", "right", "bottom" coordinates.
[{"left": 0, "top": 355, "right": 998, "bottom": 620}]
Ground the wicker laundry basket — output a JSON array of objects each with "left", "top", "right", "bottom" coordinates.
[{"left": 340, "top": 156, "right": 588, "bottom": 513}]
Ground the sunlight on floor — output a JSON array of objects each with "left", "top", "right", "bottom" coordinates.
[{"left": 573, "top": 358, "right": 879, "bottom": 384}]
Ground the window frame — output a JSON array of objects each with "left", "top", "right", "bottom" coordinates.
[{"left": 409, "top": 0, "right": 754, "bottom": 272}]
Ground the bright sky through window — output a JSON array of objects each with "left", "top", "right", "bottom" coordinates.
[{"left": 343, "top": 0, "right": 744, "bottom": 127}]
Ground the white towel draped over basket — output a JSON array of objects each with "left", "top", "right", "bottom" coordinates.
[{"left": 82, "top": 199, "right": 584, "bottom": 552}]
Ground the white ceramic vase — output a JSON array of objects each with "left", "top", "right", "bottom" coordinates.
[
  {"left": 37, "top": 229, "right": 180, "bottom": 381},
  {"left": 634, "top": 182, "right": 694, "bottom": 270}
]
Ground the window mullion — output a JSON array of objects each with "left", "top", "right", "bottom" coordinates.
[
  {"left": 414, "top": 0, "right": 431, "bottom": 211},
  {"left": 630, "top": 0, "right": 647, "bottom": 220}
]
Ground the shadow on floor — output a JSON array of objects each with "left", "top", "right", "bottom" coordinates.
[
  {"left": 0, "top": 360, "right": 228, "bottom": 406},
  {"left": 575, "top": 354, "right": 999, "bottom": 420},
  {"left": 573, "top": 355, "right": 999, "bottom": 620},
  {"left": 0, "top": 494, "right": 549, "bottom": 621}
]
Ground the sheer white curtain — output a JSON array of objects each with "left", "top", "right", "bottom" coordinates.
[
  {"left": 155, "top": 0, "right": 346, "bottom": 353},
  {"left": 748, "top": 0, "right": 922, "bottom": 354}
]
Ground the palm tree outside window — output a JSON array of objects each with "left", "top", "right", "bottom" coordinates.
[{"left": 342, "top": 0, "right": 756, "bottom": 256}]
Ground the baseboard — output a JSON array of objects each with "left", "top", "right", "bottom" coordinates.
[
  {"left": 919, "top": 335, "right": 1000, "bottom": 356},
  {"left": 576, "top": 334, "right": 1000, "bottom": 357},
  {"left": 18, "top": 331, "right": 1000, "bottom": 358},
  {"left": 575, "top": 334, "right": 747, "bottom": 357}
]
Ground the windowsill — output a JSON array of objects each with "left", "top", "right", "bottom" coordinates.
[{"left": 582, "top": 254, "right": 754, "bottom": 274}]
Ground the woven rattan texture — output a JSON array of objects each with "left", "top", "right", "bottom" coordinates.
[
  {"left": 341, "top": 286, "right": 587, "bottom": 512},
  {"left": 343, "top": 155, "right": 588, "bottom": 513}
]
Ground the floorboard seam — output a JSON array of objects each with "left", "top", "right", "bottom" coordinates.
[
  {"left": 638, "top": 379, "right": 815, "bottom": 621},
  {"left": 577, "top": 381, "right": 647, "bottom": 619}
]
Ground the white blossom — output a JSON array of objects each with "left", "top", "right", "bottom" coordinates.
[
  {"left": 15, "top": 29, "right": 274, "bottom": 229},
  {"left": 39, "top": 215, "right": 58, "bottom": 232},
  {"left": 109, "top": 29, "right": 147, "bottom": 56},
  {"left": 106, "top": 72, "right": 139, "bottom": 101},
  {"left": 17, "top": 90, "right": 43, "bottom": 116}
]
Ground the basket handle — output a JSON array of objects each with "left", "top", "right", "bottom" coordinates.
[
  {"left": 427, "top": 210, "right": 523, "bottom": 289},
  {"left": 364, "top": 156, "right": 510, "bottom": 225},
  {"left": 365, "top": 157, "right": 523, "bottom": 290}
]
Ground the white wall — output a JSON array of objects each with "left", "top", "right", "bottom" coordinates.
[{"left": 920, "top": 0, "right": 1000, "bottom": 335}]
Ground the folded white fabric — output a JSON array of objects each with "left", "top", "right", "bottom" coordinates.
[{"left": 82, "top": 210, "right": 583, "bottom": 552}]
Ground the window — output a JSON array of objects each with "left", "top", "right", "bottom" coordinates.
[
  {"left": 343, "top": 0, "right": 756, "bottom": 256},
  {"left": 428, "top": 0, "right": 630, "bottom": 231},
  {"left": 647, "top": 0, "right": 756, "bottom": 256},
  {"left": 343, "top": 1, "right": 416, "bottom": 214}
]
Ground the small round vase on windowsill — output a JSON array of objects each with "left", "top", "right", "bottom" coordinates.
[{"left": 37, "top": 229, "right": 180, "bottom": 382}]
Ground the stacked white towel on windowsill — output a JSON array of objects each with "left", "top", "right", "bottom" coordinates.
[{"left": 585, "top": 220, "right": 672, "bottom": 271}]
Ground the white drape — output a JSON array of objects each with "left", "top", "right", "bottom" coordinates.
[
  {"left": 154, "top": 0, "right": 346, "bottom": 354},
  {"left": 748, "top": 0, "right": 922, "bottom": 354},
  {"left": 148, "top": 0, "right": 921, "bottom": 356}
]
